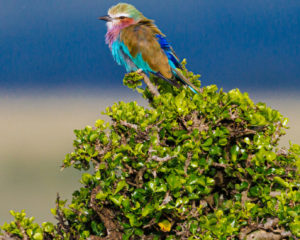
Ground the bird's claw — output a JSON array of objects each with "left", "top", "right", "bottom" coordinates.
[{"left": 135, "top": 69, "right": 143, "bottom": 74}]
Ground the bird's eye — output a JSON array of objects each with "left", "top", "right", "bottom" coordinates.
[{"left": 119, "top": 16, "right": 126, "bottom": 19}]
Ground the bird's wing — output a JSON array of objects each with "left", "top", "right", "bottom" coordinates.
[
  {"left": 120, "top": 21, "right": 173, "bottom": 79},
  {"left": 155, "top": 34, "right": 182, "bottom": 69},
  {"left": 154, "top": 34, "right": 200, "bottom": 93}
]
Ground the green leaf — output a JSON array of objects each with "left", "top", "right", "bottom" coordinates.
[
  {"left": 80, "top": 173, "right": 93, "bottom": 185},
  {"left": 189, "top": 220, "right": 198, "bottom": 234},
  {"left": 33, "top": 233, "right": 43, "bottom": 240},
  {"left": 274, "top": 176, "right": 289, "bottom": 188},
  {"left": 290, "top": 222, "right": 300, "bottom": 237},
  {"left": 109, "top": 195, "right": 124, "bottom": 206},
  {"left": 230, "top": 145, "right": 239, "bottom": 162},
  {"left": 96, "top": 191, "right": 108, "bottom": 200},
  {"left": 89, "top": 133, "right": 98, "bottom": 142},
  {"left": 202, "top": 138, "right": 213, "bottom": 147},
  {"left": 142, "top": 203, "right": 154, "bottom": 217},
  {"left": 114, "top": 180, "right": 128, "bottom": 194},
  {"left": 126, "top": 214, "right": 140, "bottom": 227},
  {"left": 249, "top": 186, "right": 260, "bottom": 197},
  {"left": 42, "top": 222, "right": 54, "bottom": 233},
  {"left": 166, "top": 174, "right": 182, "bottom": 191}
]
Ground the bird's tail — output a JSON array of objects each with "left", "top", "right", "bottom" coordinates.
[{"left": 173, "top": 68, "right": 201, "bottom": 94}]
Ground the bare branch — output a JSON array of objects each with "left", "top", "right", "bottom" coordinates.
[
  {"left": 152, "top": 155, "right": 176, "bottom": 162},
  {"left": 270, "top": 191, "right": 281, "bottom": 197},
  {"left": 162, "top": 191, "right": 172, "bottom": 205},
  {"left": 143, "top": 218, "right": 156, "bottom": 229},
  {"left": 245, "top": 230, "right": 281, "bottom": 240},
  {"left": 263, "top": 218, "right": 279, "bottom": 229},
  {"left": 55, "top": 194, "right": 72, "bottom": 239},
  {"left": 212, "top": 162, "right": 229, "bottom": 168},
  {"left": 184, "top": 152, "right": 192, "bottom": 176},
  {"left": 119, "top": 120, "right": 138, "bottom": 130},
  {"left": 15, "top": 221, "right": 29, "bottom": 240},
  {"left": 0, "top": 233, "right": 16, "bottom": 240}
]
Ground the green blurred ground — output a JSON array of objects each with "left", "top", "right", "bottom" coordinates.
[{"left": 0, "top": 90, "right": 299, "bottom": 224}]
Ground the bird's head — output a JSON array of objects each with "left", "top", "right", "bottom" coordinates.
[{"left": 99, "top": 3, "right": 144, "bottom": 30}]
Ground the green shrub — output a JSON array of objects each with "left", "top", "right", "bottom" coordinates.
[{"left": 1, "top": 61, "right": 299, "bottom": 239}]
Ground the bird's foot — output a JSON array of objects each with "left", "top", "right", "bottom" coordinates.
[{"left": 135, "top": 69, "right": 143, "bottom": 74}]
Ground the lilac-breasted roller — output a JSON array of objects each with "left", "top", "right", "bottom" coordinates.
[{"left": 99, "top": 3, "right": 200, "bottom": 93}]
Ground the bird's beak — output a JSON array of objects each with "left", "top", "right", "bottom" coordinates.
[{"left": 98, "top": 15, "right": 112, "bottom": 22}]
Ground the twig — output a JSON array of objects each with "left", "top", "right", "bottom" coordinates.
[
  {"left": 270, "top": 191, "right": 281, "bottom": 197},
  {"left": 54, "top": 194, "right": 74, "bottom": 239},
  {"left": 162, "top": 191, "right": 172, "bottom": 205},
  {"left": 119, "top": 120, "right": 138, "bottom": 130},
  {"left": 152, "top": 155, "right": 175, "bottom": 162},
  {"left": 244, "top": 230, "right": 281, "bottom": 240},
  {"left": 184, "top": 152, "right": 192, "bottom": 176},
  {"left": 212, "top": 162, "right": 228, "bottom": 168},
  {"left": 143, "top": 218, "right": 156, "bottom": 229},
  {"left": 135, "top": 166, "right": 147, "bottom": 187},
  {"left": 0, "top": 233, "right": 16, "bottom": 240},
  {"left": 239, "top": 217, "right": 293, "bottom": 240},
  {"left": 15, "top": 221, "right": 29, "bottom": 240},
  {"left": 127, "top": 180, "right": 139, "bottom": 187},
  {"left": 263, "top": 218, "right": 279, "bottom": 229}
]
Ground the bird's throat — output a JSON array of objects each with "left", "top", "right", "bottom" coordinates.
[{"left": 105, "top": 19, "right": 136, "bottom": 47}]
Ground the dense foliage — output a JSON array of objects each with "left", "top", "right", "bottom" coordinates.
[{"left": 1, "top": 61, "right": 299, "bottom": 239}]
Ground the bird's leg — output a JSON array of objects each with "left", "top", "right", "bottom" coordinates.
[
  {"left": 135, "top": 69, "right": 160, "bottom": 97},
  {"left": 135, "top": 69, "right": 143, "bottom": 74}
]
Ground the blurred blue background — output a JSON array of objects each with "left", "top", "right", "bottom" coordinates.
[
  {"left": 1, "top": 0, "right": 299, "bottom": 91},
  {"left": 0, "top": 0, "right": 299, "bottom": 224}
]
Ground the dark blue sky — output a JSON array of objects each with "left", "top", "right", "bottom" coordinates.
[{"left": 0, "top": 0, "right": 299, "bottom": 92}]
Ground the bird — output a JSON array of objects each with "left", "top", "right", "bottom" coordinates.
[{"left": 99, "top": 3, "right": 200, "bottom": 93}]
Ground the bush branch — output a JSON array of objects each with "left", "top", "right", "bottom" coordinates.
[{"left": 90, "top": 186, "right": 123, "bottom": 240}]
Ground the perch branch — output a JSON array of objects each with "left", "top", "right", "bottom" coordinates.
[{"left": 137, "top": 70, "right": 160, "bottom": 97}]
